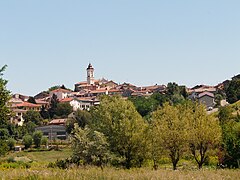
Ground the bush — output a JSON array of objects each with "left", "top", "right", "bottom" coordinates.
[
  {"left": 7, "top": 138, "right": 16, "bottom": 150},
  {"left": 33, "top": 131, "right": 43, "bottom": 148},
  {"left": 0, "top": 140, "right": 9, "bottom": 156},
  {"left": 22, "top": 135, "right": 33, "bottom": 149},
  {"left": 41, "top": 136, "right": 48, "bottom": 146}
]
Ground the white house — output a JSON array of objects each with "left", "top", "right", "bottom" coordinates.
[
  {"left": 60, "top": 97, "right": 99, "bottom": 111},
  {"left": 49, "top": 88, "right": 72, "bottom": 100}
]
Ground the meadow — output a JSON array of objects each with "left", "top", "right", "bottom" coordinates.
[{"left": 0, "top": 148, "right": 239, "bottom": 180}]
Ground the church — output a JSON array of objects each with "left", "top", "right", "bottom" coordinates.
[{"left": 74, "top": 63, "right": 118, "bottom": 92}]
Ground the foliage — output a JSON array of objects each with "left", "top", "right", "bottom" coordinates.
[
  {"left": 91, "top": 96, "right": 147, "bottom": 169},
  {"left": 0, "top": 128, "right": 9, "bottom": 140},
  {"left": 41, "top": 136, "right": 48, "bottom": 146},
  {"left": 27, "top": 96, "right": 36, "bottom": 104},
  {"left": 66, "top": 110, "right": 92, "bottom": 134},
  {"left": 221, "top": 120, "right": 240, "bottom": 168},
  {"left": 40, "top": 105, "right": 50, "bottom": 119},
  {"left": 0, "top": 65, "right": 11, "bottom": 128},
  {"left": 7, "top": 138, "right": 16, "bottom": 150},
  {"left": 71, "top": 125, "right": 111, "bottom": 168},
  {"left": 0, "top": 140, "right": 9, "bottom": 157},
  {"left": 22, "top": 135, "right": 33, "bottom": 149},
  {"left": 48, "top": 94, "right": 59, "bottom": 119},
  {"left": 55, "top": 102, "right": 73, "bottom": 118},
  {"left": 129, "top": 96, "right": 158, "bottom": 117},
  {"left": 23, "top": 110, "right": 43, "bottom": 125},
  {"left": 152, "top": 103, "right": 188, "bottom": 170},
  {"left": 33, "top": 131, "right": 43, "bottom": 148},
  {"left": 225, "top": 78, "right": 240, "bottom": 104},
  {"left": 187, "top": 102, "right": 221, "bottom": 169}
]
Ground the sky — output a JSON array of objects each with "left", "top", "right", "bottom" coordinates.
[{"left": 0, "top": 1, "right": 240, "bottom": 96}]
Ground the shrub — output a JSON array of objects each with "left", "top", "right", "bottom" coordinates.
[
  {"left": 7, "top": 138, "right": 16, "bottom": 150},
  {"left": 23, "top": 135, "right": 33, "bottom": 149},
  {"left": 33, "top": 131, "right": 43, "bottom": 148}
]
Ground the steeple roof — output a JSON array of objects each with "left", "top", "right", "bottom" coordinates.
[{"left": 87, "top": 63, "right": 94, "bottom": 70}]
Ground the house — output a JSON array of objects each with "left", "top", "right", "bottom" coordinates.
[
  {"left": 198, "top": 92, "right": 215, "bottom": 109},
  {"left": 10, "top": 109, "right": 26, "bottom": 126},
  {"left": 35, "top": 125, "right": 67, "bottom": 140},
  {"left": 49, "top": 119, "right": 67, "bottom": 126},
  {"left": 35, "top": 99, "right": 49, "bottom": 108},
  {"left": 60, "top": 97, "right": 99, "bottom": 111},
  {"left": 49, "top": 88, "right": 72, "bottom": 100},
  {"left": 14, "top": 102, "right": 41, "bottom": 111}
]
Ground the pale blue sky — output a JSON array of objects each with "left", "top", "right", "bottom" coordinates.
[{"left": 1, "top": 1, "right": 239, "bottom": 96}]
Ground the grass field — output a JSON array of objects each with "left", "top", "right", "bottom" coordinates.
[
  {"left": 0, "top": 148, "right": 239, "bottom": 179},
  {"left": 0, "top": 167, "right": 239, "bottom": 180}
]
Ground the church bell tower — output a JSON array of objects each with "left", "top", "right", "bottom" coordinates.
[{"left": 87, "top": 63, "right": 94, "bottom": 85}]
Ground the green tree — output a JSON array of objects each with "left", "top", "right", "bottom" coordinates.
[
  {"left": 71, "top": 125, "right": 111, "bottom": 168},
  {"left": 225, "top": 78, "right": 240, "bottom": 104},
  {"left": 66, "top": 110, "right": 92, "bottom": 134},
  {"left": 41, "top": 136, "right": 48, "bottom": 146},
  {"left": 55, "top": 102, "right": 73, "bottom": 118},
  {"left": 129, "top": 96, "right": 158, "bottom": 117},
  {"left": 187, "top": 103, "right": 222, "bottom": 169},
  {"left": 7, "top": 138, "right": 16, "bottom": 150},
  {"left": 0, "top": 140, "right": 9, "bottom": 156},
  {"left": 40, "top": 105, "right": 50, "bottom": 119},
  {"left": 0, "top": 65, "right": 11, "bottom": 128},
  {"left": 91, "top": 96, "right": 147, "bottom": 169},
  {"left": 48, "top": 94, "right": 59, "bottom": 119},
  {"left": 218, "top": 106, "right": 234, "bottom": 125},
  {"left": 0, "top": 128, "right": 9, "bottom": 140},
  {"left": 33, "top": 131, "right": 43, "bottom": 148},
  {"left": 152, "top": 103, "right": 188, "bottom": 170},
  {"left": 23, "top": 110, "right": 43, "bottom": 125},
  {"left": 23, "top": 134, "right": 33, "bottom": 149}
]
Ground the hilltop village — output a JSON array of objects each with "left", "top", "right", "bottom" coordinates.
[
  {"left": 9, "top": 63, "right": 226, "bottom": 129},
  {"left": 1, "top": 63, "right": 240, "bottom": 171}
]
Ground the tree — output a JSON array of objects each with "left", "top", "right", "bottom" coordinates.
[
  {"left": 33, "top": 131, "right": 43, "bottom": 148},
  {"left": 40, "top": 105, "right": 50, "bottom": 119},
  {"left": 187, "top": 103, "right": 221, "bottom": 169},
  {"left": 27, "top": 96, "right": 36, "bottom": 104},
  {"left": 152, "top": 103, "right": 188, "bottom": 170},
  {"left": 7, "top": 138, "right": 16, "bottom": 150},
  {"left": 48, "top": 85, "right": 61, "bottom": 92},
  {"left": 0, "top": 140, "right": 9, "bottom": 156},
  {"left": 66, "top": 110, "right": 92, "bottom": 134},
  {"left": 225, "top": 78, "right": 240, "bottom": 104},
  {"left": 0, "top": 65, "right": 11, "bottom": 128},
  {"left": 129, "top": 96, "right": 158, "bottom": 117},
  {"left": 0, "top": 128, "right": 9, "bottom": 140},
  {"left": 23, "top": 134, "right": 33, "bottom": 149},
  {"left": 23, "top": 110, "right": 43, "bottom": 125},
  {"left": 48, "top": 94, "right": 59, "bottom": 119},
  {"left": 71, "top": 125, "right": 111, "bottom": 169},
  {"left": 55, "top": 102, "right": 73, "bottom": 118},
  {"left": 91, "top": 96, "right": 147, "bottom": 169},
  {"left": 166, "top": 82, "right": 186, "bottom": 105},
  {"left": 41, "top": 136, "right": 48, "bottom": 146}
]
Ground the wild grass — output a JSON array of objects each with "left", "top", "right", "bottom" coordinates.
[{"left": 0, "top": 167, "right": 239, "bottom": 180}]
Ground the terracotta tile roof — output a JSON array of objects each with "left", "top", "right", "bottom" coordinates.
[
  {"left": 35, "top": 100, "right": 49, "bottom": 105},
  {"left": 198, "top": 92, "right": 214, "bottom": 98},
  {"left": 51, "top": 88, "right": 72, "bottom": 93},
  {"left": 60, "top": 98, "right": 74, "bottom": 102},
  {"left": 16, "top": 102, "right": 41, "bottom": 108},
  {"left": 49, "top": 119, "right": 67, "bottom": 125}
]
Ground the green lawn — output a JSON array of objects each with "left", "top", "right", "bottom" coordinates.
[{"left": 1, "top": 148, "right": 72, "bottom": 166}]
